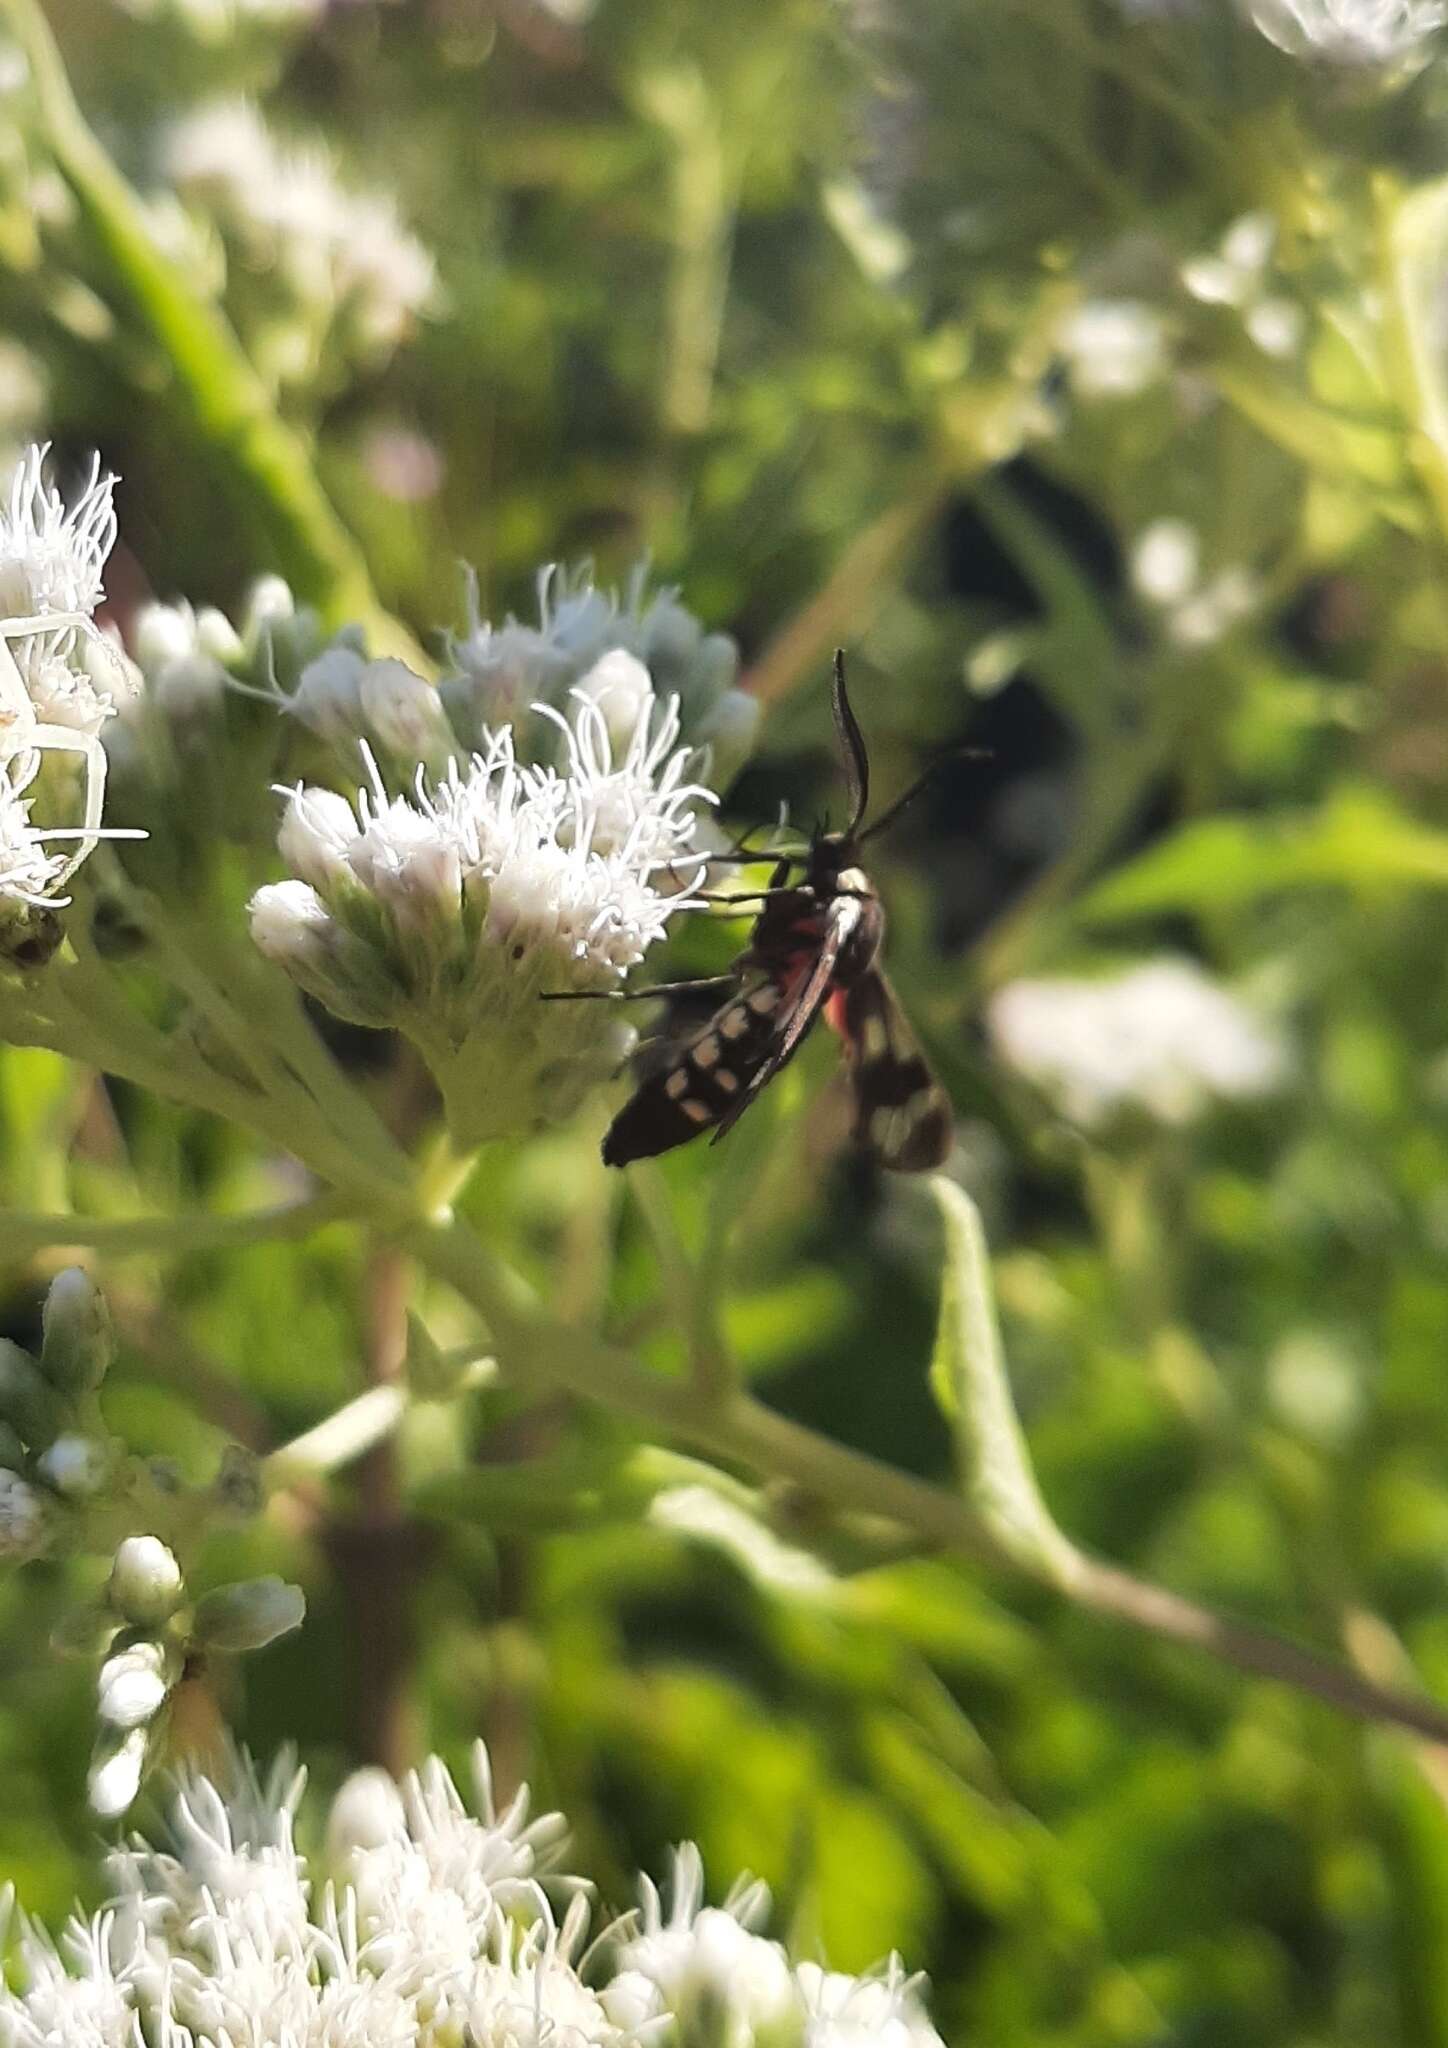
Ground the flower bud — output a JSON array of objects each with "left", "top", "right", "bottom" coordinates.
[
  {"left": 576, "top": 649, "right": 654, "bottom": 749},
  {"left": 97, "top": 1639, "right": 169, "bottom": 1729},
  {"left": 36, "top": 1433, "right": 109, "bottom": 1498},
  {"left": 191, "top": 1575, "right": 305, "bottom": 1651},
  {"left": 88, "top": 1724, "right": 148, "bottom": 1818},
  {"left": 194, "top": 606, "right": 243, "bottom": 666},
  {"left": 359, "top": 658, "right": 452, "bottom": 758},
  {"left": 153, "top": 654, "right": 227, "bottom": 721},
  {"left": 0, "top": 1340, "right": 64, "bottom": 1446},
  {"left": 107, "top": 1535, "right": 184, "bottom": 1625},
  {"left": 41, "top": 1267, "right": 113, "bottom": 1396},
  {"left": 695, "top": 689, "right": 761, "bottom": 792},
  {"left": 326, "top": 1766, "right": 405, "bottom": 1866},
  {"left": 249, "top": 880, "right": 335, "bottom": 970},
  {"left": 290, "top": 647, "right": 368, "bottom": 742},
  {"left": 243, "top": 575, "right": 296, "bottom": 638},
  {"left": 601, "top": 1973, "right": 665, "bottom": 2033},
  {"left": 132, "top": 601, "right": 198, "bottom": 674},
  {"left": 277, "top": 789, "right": 357, "bottom": 892},
  {"left": 0, "top": 1471, "right": 50, "bottom": 1559}
]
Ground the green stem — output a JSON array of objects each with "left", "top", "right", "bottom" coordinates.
[
  {"left": 0, "top": 1191, "right": 351, "bottom": 1259},
  {"left": 0, "top": 0, "right": 422, "bottom": 661},
  {"left": 405, "top": 1206, "right": 1448, "bottom": 1747}
]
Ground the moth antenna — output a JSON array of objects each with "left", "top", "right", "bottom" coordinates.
[{"left": 830, "top": 649, "right": 871, "bottom": 838}]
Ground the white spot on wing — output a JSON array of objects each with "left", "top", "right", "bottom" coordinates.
[
  {"left": 721, "top": 1006, "right": 750, "bottom": 1039},
  {"left": 666, "top": 1069, "right": 689, "bottom": 1099}
]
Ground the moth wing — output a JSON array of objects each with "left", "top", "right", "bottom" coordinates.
[
  {"left": 834, "top": 969, "right": 953, "bottom": 1172},
  {"left": 706, "top": 895, "right": 862, "bottom": 1145},
  {"left": 602, "top": 967, "right": 786, "bottom": 1167}
]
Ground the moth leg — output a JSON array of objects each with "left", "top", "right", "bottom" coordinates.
[{"left": 540, "top": 975, "right": 738, "bottom": 1003}]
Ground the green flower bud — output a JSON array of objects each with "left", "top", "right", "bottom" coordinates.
[
  {"left": 107, "top": 1535, "right": 184, "bottom": 1625},
  {"left": 192, "top": 1575, "right": 305, "bottom": 1651},
  {"left": 0, "top": 1341, "right": 64, "bottom": 1447},
  {"left": 41, "top": 1267, "right": 113, "bottom": 1396}
]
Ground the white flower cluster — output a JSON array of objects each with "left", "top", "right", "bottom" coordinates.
[
  {"left": 988, "top": 958, "right": 1290, "bottom": 1127},
  {"left": 1182, "top": 212, "right": 1304, "bottom": 360},
  {"left": 1243, "top": 0, "right": 1447, "bottom": 66},
  {"left": 1057, "top": 300, "right": 1169, "bottom": 400},
  {"left": 164, "top": 101, "right": 435, "bottom": 367},
  {"left": 0, "top": 1743, "right": 944, "bottom": 2048},
  {"left": 0, "top": 445, "right": 139, "bottom": 929},
  {"left": 0, "top": 1268, "right": 301, "bottom": 1819},
  {"left": 442, "top": 561, "right": 758, "bottom": 789},
  {"left": 250, "top": 660, "right": 714, "bottom": 1144},
  {"left": 1130, "top": 518, "right": 1258, "bottom": 648}
]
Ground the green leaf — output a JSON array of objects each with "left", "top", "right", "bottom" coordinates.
[
  {"left": 1080, "top": 787, "right": 1448, "bottom": 923},
  {"left": 929, "top": 1180, "right": 1074, "bottom": 1582}
]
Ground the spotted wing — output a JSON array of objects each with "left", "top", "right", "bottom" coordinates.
[
  {"left": 601, "top": 900, "right": 858, "bottom": 1168},
  {"left": 831, "top": 969, "right": 953, "bottom": 1172},
  {"left": 706, "top": 892, "right": 866, "bottom": 1146}
]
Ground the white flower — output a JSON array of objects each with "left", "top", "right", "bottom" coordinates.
[
  {"left": 988, "top": 958, "right": 1290, "bottom": 1127},
  {"left": 0, "top": 445, "right": 142, "bottom": 911},
  {"left": 1182, "top": 213, "right": 1304, "bottom": 359},
  {"left": 0, "top": 764, "right": 72, "bottom": 908},
  {"left": 797, "top": 1960, "right": 945, "bottom": 2048},
  {"left": 1243, "top": 0, "right": 1447, "bottom": 64},
  {"left": 1058, "top": 300, "right": 1168, "bottom": 398},
  {"left": 252, "top": 685, "right": 712, "bottom": 1139},
  {"left": 612, "top": 1843, "right": 795, "bottom": 2036},
  {"left": 2, "top": 1745, "right": 946, "bottom": 2048},
  {"left": 0, "top": 1468, "right": 48, "bottom": 1556},
  {"left": 0, "top": 444, "right": 116, "bottom": 624},
  {"left": 164, "top": 101, "right": 435, "bottom": 357},
  {"left": 0, "top": 1909, "right": 140, "bottom": 2048},
  {"left": 1130, "top": 520, "right": 1258, "bottom": 646}
]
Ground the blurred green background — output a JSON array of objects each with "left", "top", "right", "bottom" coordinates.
[{"left": 14, "top": 1, "right": 1448, "bottom": 2042}]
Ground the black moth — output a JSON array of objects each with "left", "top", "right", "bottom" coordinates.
[{"left": 570, "top": 652, "right": 953, "bottom": 1174}]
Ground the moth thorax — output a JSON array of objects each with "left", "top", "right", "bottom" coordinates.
[{"left": 835, "top": 889, "right": 885, "bottom": 986}]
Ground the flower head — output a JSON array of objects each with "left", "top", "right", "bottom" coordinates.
[
  {"left": 988, "top": 958, "right": 1290, "bottom": 1127},
  {"left": 1058, "top": 299, "right": 1168, "bottom": 399},
  {"left": 0, "top": 445, "right": 142, "bottom": 921},
  {"left": 1243, "top": 0, "right": 1447, "bottom": 66},
  {"left": 251, "top": 681, "right": 714, "bottom": 1144},
  {"left": 164, "top": 101, "right": 435, "bottom": 367},
  {"left": 0, "top": 1746, "right": 943, "bottom": 2048},
  {"left": 0, "top": 444, "right": 116, "bottom": 624}
]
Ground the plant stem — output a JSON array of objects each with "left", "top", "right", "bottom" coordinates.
[
  {"left": 0, "top": 1192, "right": 351, "bottom": 1258},
  {"left": 407, "top": 1208, "right": 1448, "bottom": 1748}
]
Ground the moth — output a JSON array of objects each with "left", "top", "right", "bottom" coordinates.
[{"left": 555, "top": 652, "right": 954, "bottom": 1174}]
